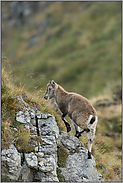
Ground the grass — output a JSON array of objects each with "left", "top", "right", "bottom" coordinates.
[
  {"left": 1, "top": 1, "right": 122, "bottom": 181},
  {"left": 57, "top": 146, "right": 68, "bottom": 182},
  {"left": 1, "top": 67, "right": 122, "bottom": 182},
  {"left": 1, "top": 67, "right": 49, "bottom": 151},
  {"left": 57, "top": 146, "right": 68, "bottom": 168},
  {"left": 1, "top": 175, "right": 11, "bottom": 182},
  {"left": 57, "top": 168, "right": 65, "bottom": 182},
  {"left": 2, "top": 1, "right": 122, "bottom": 98}
]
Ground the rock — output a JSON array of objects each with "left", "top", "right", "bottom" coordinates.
[
  {"left": 16, "top": 111, "right": 26, "bottom": 123},
  {"left": 26, "top": 35, "right": 39, "bottom": 49},
  {"left": 16, "top": 96, "right": 59, "bottom": 181},
  {"left": 36, "top": 112, "right": 42, "bottom": 118},
  {"left": 21, "top": 162, "right": 33, "bottom": 182},
  {"left": 60, "top": 153, "right": 103, "bottom": 182},
  {"left": 39, "top": 157, "right": 54, "bottom": 172},
  {"left": 1, "top": 144, "right": 22, "bottom": 181},
  {"left": 37, "top": 152, "right": 44, "bottom": 157},
  {"left": 60, "top": 131, "right": 84, "bottom": 153},
  {"left": 25, "top": 152, "right": 38, "bottom": 168},
  {"left": 113, "top": 87, "right": 122, "bottom": 101},
  {"left": 38, "top": 115, "right": 59, "bottom": 139},
  {"left": 16, "top": 110, "right": 31, "bottom": 124},
  {"left": 58, "top": 131, "right": 104, "bottom": 182},
  {"left": 13, "top": 127, "right": 18, "bottom": 132},
  {"left": 37, "top": 18, "right": 49, "bottom": 35},
  {"left": 96, "top": 99, "right": 117, "bottom": 107},
  {"left": 1, "top": 96, "right": 104, "bottom": 182}
]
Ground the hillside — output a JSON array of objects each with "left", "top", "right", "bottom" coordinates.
[
  {"left": 2, "top": 1, "right": 122, "bottom": 98},
  {"left": 1, "top": 67, "right": 122, "bottom": 181},
  {"left": 1, "top": 1, "right": 122, "bottom": 182}
]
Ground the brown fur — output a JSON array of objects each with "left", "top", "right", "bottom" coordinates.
[
  {"left": 44, "top": 80, "right": 98, "bottom": 159},
  {"left": 54, "top": 85, "right": 97, "bottom": 129}
]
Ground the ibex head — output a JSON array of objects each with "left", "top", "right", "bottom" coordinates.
[{"left": 44, "top": 79, "right": 58, "bottom": 100}]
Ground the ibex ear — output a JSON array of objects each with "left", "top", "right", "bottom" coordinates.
[
  {"left": 52, "top": 80, "right": 55, "bottom": 86},
  {"left": 49, "top": 79, "right": 52, "bottom": 84},
  {"left": 49, "top": 79, "right": 55, "bottom": 86}
]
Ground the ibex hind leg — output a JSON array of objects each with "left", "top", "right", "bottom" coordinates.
[
  {"left": 87, "top": 128, "right": 96, "bottom": 159},
  {"left": 71, "top": 121, "right": 83, "bottom": 138},
  {"left": 75, "top": 128, "right": 90, "bottom": 138}
]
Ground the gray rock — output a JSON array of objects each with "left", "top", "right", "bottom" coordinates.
[
  {"left": 38, "top": 115, "right": 59, "bottom": 139},
  {"left": 60, "top": 131, "right": 84, "bottom": 153},
  {"left": 16, "top": 110, "right": 31, "bottom": 123},
  {"left": 25, "top": 152, "right": 38, "bottom": 168},
  {"left": 1, "top": 96, "right": 104, "bottom": 182},
  {"left": 16, "top": 111, "right": 26, "bottom": 123},
  {"left": 37, "top": 152, "right": 44, "bottom": 158},
  {"left": 30, "top": 111, "right": 35, "bottom": 118},
  {"left": 13, "top": 127, "right": 18, "bottom": 132},
  {"left": 1, "top": 144, "right": 22, "bottom": 181},
  {"left": 58, "top": 131, "right": 104, "bottom": 182},
  {"left": 36, "top": 112, "right": 42, "bottom": 118},
  {"left": 60, "top": 153, "right": 101, "bottom": 182},
  {"left": 27, "top": 35, "right": 39, "bottom": 49},
  {"left": 21, "top": 162, "right": 33, "bottom": 182},
  {"left": 41, "top": 113, "right": 48, "bottom": 119},
  {"left": 39, "top": 157, "right": 54, "bottom": 172}
]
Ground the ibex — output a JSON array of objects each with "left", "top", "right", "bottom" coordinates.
[{"left": 44, "top": 79, "right": 98, "bottom": 159}]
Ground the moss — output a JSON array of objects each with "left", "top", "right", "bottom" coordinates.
[
  {"left": 57, "top": 168, "right": 65, "bottom": 182},
  {"left": 1, "top": 174, "right": 23, "bottom": 182},
  {"left": 57, "top": 146, "right": 68, "bottom": 181},
  {"left": 57, "top": 146, "right": 68, "bottom": 168},
  {"left": 1, "top": 175, "right": 11, "bottom": 182}
]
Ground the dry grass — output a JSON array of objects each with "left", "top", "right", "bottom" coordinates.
[{"left": 1, "top": 68, "right": 122, "bottom": 181}]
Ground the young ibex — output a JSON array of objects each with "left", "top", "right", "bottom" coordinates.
[{"left": 44, "top": 79, "right": 98, "bottom": 159}]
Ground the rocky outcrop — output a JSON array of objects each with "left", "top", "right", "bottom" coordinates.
[
  {"left": 1, "top": 144, "right": 22, "bottom": 181},
  {"left": 3, "top": 2, "right": 50, "bottom": 22},
  {"left": 2, "top": 96, "right": 59, "bottom": 182},
  {"left": 1, "top": 96, "right": 104, "bottom": 182},
  {"left": 58, "top": 131, "right": 103, "bottom": 182}
]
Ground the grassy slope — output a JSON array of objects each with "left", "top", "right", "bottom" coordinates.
[
  {"left": 1, "top": 1, "right": 122, "bottom": 182},
  {"left": 1, "top": 69, "right": 122, "bottom": 182},
  {"left": 2, "top": 1, "right": 122, "bottom": 98}
]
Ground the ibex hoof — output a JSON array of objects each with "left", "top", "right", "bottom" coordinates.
[
  {"left": 67, "top": 126, "right": 71, "bottom": 132},
  {"left": 88, "top": 151, "right": 92, "bottom": 159},
  {"left": 75, "top": 132, "right": 81, "bottom": 139}
]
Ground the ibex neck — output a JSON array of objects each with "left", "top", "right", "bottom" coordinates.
[{"left": 55, "top": 85, "right": 68, "bottom": 103}]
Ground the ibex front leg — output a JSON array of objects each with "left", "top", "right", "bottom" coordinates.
[{"left": 62, "top": 114, "right": 71, "bottom": 132}]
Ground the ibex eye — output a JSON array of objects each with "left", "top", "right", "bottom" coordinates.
[{"left": 49, "top": 88, "right": 51, "bottom": 91}]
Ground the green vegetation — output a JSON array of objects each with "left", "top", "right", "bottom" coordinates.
[
  {"left": 57, "top": 146, "right": 68, "bottom": 168},
  {"left": 1, "top": 1, "right": 122, "bottom": 182},
  {"left": 2, "top": 1, "right": 121, "bottom": 98},
  {"left": 57, "top": 168, "right": 65, "bottom": 182},
  {"left": 1, "top": 68, "right": 122, "bottom": 181},
  {"left": 1, "top": 175, "right": 11, "bottom": 182},
  {"left": 57, "top": 146, "right": 68, "bottom": 181},
  {"left": 1, "top": 68, "right": 50, "bottom": 152}
]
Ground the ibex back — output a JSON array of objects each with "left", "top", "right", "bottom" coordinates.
[{"left": 44, "top": 79, "right": 98, "bottom": 159}]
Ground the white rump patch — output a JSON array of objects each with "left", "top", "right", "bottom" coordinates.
[
  {"left": 86, "top": 115, "right": 93, "bottom": 125},
  {"left": 93, "top": 116, "right": 98, "bottom": 127},
  {"left": 86, "top": 115, "right": 98, "bottom": 129}
]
